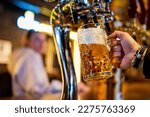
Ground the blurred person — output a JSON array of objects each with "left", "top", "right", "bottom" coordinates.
[
  {"left": 8, "top": 30, "right": 61, "bottom": 99},
  {"left": 109, "top": 31, "right": 150, "bottom": 78}
]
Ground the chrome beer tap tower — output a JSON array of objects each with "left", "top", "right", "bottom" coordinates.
[{"left": 48, "top": 0, "right": 114, "bottom": 100}]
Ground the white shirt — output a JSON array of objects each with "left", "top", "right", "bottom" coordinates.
[{"left": 8, "top": 47, "right": 51, "bottom": 97}]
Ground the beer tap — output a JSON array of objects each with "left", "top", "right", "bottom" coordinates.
[
  {"left": 103, "top": 0, "right": 114, "bottom": 34},
  {"left": 46, "top": 0, "right": 114, "bottom": 100},
  {"left": 146, "top": 0, "right": 150, "bottom": 30}
]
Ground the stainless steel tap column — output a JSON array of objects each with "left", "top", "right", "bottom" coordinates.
[{"left": 52, "top": 25, "right": 77, "bottom": 100}]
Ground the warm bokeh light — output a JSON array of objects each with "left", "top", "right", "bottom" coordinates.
[{"left": 17, "top": 10, "right": 78, "bottom": 40}]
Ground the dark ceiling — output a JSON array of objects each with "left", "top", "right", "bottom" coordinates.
[
  {"left": 1, "top": 0, "right": 58, "bottom": 17},
  {"left": 1, "top": 0, "right": 57, "bottom": 10}
]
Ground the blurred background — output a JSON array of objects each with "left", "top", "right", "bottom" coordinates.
[{"left": 0, "top": 0, "right": 150, "bottom": 100}]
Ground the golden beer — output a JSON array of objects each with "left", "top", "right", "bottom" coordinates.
[
  {"left": 79, "top": 44, "right": 113, "bottom": 81},
  {"left": 77, "top": 23, "right": 113, "bottom": 81}
]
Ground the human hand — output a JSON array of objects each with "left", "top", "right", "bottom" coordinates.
[{"left": 109, "top": 31, "right": 140, "bottom": 69}]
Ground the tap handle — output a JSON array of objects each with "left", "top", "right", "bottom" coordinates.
[
  {"left": 146, "top": 0, "right": 150, "bottom": 30},
  {"left": 128, "top": 0, "right": 137, "bottom": 18},
  {"left": 103, "top": 0, "right": 112, "bottom": 3},
  {"left": 137, "top": 0, "right": 146, "bottom": 24}
]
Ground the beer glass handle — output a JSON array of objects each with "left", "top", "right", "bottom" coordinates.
[{"left": 111, "top": 38, "right": 122, "bottom": 68}]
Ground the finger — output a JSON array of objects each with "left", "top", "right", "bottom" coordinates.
[
  {"left": 111, "top": 45, "right": 122, "bottom": 52},
  {"left": 112, "top": 57, "right": 122, "bottom": 68},
  {"left": 112, "top": 51, "right": 122, "bottom": 57},
  {"left": 110, "top": 39, "right": 121, "bottom": 47},
  {"left": 108, "top": 30, "right": 122, "bottom": 39}
]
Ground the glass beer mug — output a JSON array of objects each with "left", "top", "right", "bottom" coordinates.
[{"left": 77, "top": 23, "right": 113, "bottom": 81}]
